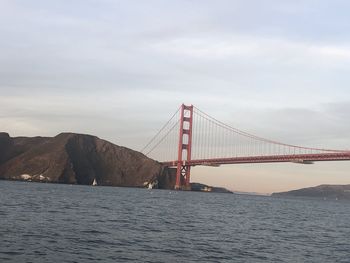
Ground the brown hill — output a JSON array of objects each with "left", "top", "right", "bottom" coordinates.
[{"left": 0, "top": 132, "right": 175, "bottom": 189}]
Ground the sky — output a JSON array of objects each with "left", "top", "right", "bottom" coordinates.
[{"left": 1, "top": 0, "right": 350, "bottom": 193}]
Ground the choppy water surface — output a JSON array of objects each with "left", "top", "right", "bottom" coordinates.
[{"left": 1, "top": 181, "right": 350, "bottom": 262}]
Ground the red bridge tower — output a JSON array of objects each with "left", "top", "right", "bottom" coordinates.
[{"left": 175, "top": 104, "right": 193, "bottom": 190}]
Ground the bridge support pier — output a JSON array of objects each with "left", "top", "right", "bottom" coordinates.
[{"left": 175, "top": 164, "right": 191, "bottom": 190}]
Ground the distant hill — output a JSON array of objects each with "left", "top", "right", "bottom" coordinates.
[
  {"left": 272, "top": 184, "right": 350, "bottom": 200},
  {"left": 0, "top": 132, "right": 176, "bottom": 189}
]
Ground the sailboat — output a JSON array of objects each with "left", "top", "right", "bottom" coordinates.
[{"left": 92, "top": 178, "right": 97, "bottom": 186}]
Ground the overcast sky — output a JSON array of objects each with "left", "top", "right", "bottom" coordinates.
[{"left": 1, "top": 0, "right": 350, "bottom": 193}]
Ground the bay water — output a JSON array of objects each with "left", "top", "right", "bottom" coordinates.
[{"left": 1, "top": 180, "right": 349, "bottom": 262}]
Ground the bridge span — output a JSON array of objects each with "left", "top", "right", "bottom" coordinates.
[{"left": 142, "top": 104, "right": 350, "bottom": 190}]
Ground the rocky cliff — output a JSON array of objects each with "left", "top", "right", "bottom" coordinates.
[
  {"left": 0, "top": 132, "right": 176, "bottom": 189},
  {"left": 272, "top": 184, "right": 350, "bottom": 200}
]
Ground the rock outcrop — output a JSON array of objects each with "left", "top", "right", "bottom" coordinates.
[
  {"left": 0, "top": 132, "right": 176, "bottom": 189},
  {"left": 272, "top": 184, "right": 350, "bottom": 200},
  {"left": 190, "top": 182, "right": 233, "bottom": 193}
]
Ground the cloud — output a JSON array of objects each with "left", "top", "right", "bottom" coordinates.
[{"left": 150, "top": 34, "right": 350, "bottom": 66}]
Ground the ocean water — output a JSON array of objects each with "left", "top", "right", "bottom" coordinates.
[{"left": 0, "top": 181, "right": 349, "bottom": 263}]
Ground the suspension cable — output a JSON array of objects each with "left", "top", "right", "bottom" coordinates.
[
  {"left": 141, "top": 106, "right": 181, "bottom": 153},
  {"left": 193, "top": 106, "right": 348, "bottom": 153}
]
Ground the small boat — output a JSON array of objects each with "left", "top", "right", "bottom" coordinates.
[
  {"left": 148, "top": 183, "right": 153, "bottom": 189},
  {"left": 92, "top": 179, "right": 97, "bottom": 186}
]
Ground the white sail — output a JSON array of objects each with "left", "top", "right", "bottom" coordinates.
[{"left": 92, "top": 179, "right": 97, "bottom": 186}]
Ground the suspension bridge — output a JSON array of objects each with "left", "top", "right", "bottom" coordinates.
[{"left": 141, "top": 104, "right": 350, "bottom": 190}]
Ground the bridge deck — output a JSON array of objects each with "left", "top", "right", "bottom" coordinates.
[{"left": 162, "top": 152, "right": 350, "bottom": 167}]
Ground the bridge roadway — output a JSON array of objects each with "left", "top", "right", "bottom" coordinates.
[{"left": 162, "top": 152, "right": 350, "bottom": 167}]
